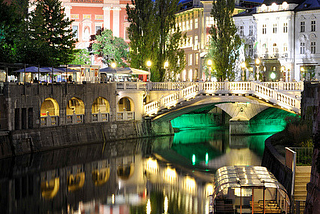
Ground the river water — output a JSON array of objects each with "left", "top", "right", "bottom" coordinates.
[{"left": 0, "top": 127, "right": 276, "bottom": 214}]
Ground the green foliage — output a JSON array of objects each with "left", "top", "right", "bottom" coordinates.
[
  {"left": 126, "top": 0, "right": 184, "bottom": 81},
  {"left": 0, "top": 0, "right": 24, "bottom": 63},
  {"left": 207, "top": 0, "right": 241, "bottom": 81},
  {"left": 71, "top": 49, "right": 91, "bottom": 65},
  {"left": 92, "top": 29, "right": 128, "bottom": 67},
  {"left": 24, "top": 0, "right": 77, "bottom": 66}
]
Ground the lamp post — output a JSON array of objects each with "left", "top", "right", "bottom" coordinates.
[
  {"left": 207, "top": 59, "right": 212, "bottom": 81},
  {"left": 147, "top": 60, "right": 152, "bottom": 81},
  {"left": 241, "top": 62, "right": 246, "bottom": 81},
  {"left": 111, "top": 62, "right": 116, "bottom": 69},
  {"left": 255, "top": 58, "right": 261, "bottom": 81},
  {"left": 270, "top": 72, "right": 276, "bottom": 82},
  {"left": 164, "top": 61, "right": 169, "bottom": 81}
]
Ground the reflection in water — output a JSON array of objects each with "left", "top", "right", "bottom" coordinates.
[{"left": 0, "top": 127, "right": 275, "bottom": 214}]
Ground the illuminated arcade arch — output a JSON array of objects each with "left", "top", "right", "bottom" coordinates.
[
  {"left": 67, "top": 172, "right": 85, "bottom": 192},
  {"left": 117, "top": 163, "right": 135, "bottom": 181},
  {"left": 66, "top": 97, "right": 85, "bottom": 124},
  {"left": 117, "top": 97, "right": 135, "bottom": 120},
  {"left": 92, "top": 168, "right": 110, "bottom": 186},
  {"left": 40, "top": 98, "right": 59, "bottom": 126},
  {"left": 92, "top": 97, "right": 110, "bottom": 122},
  {"left": 41, "top": 178, "right": 60, "bottom": 199}
]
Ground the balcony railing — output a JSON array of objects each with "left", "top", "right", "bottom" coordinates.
[
  {"left": 116, "top": 111, "right": 135, "bottom": 121},
  {"left": 40, "top": 116, "right": 59, "bottom": 127},
  {"left": 92, "top": 112, "right": 109, "bottom": 122},
  {"left": 66, "top": 114, "right": 84, "bottom": 124}
]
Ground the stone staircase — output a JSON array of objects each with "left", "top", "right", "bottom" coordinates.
[
  {"left": 294, "top": 166, "right": 311, "bottom": 201},
  {"left": 293, "top": 166, "right": 311, "bottom": 213}
]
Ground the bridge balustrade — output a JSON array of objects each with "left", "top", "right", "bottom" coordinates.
[
  {"left": 40, "top": 116, "right": 59, "bottom": 127},
  {"left": 92, "top": 112, "right": 109, "bottom": 122},
  {"left": 66, "top": 114, "right": 84, "bottom": 124},
  {"left": 116, "top": 111, "right": 135, "bottom": 121},
  {"left": 116, "top": 82, "right": 147, "bottom": 90},
  {"left": 261, "top": 82, "right": 303, "bottom": 91},
  {"left": 144, "top": 81, "right": 302, "bottom": 116}
]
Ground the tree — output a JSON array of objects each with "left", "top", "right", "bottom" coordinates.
[
  {"left": 71, "top": 49, "right": 91, "bottom": 65},
  {"left": 126, "top": 0, "right": 184, "bottom": 81},
  {"left": 207, "top": 0, "right": 241, "bottom": 81},
  {"left": 25, "top": 0, "right": 77, "bottom": 66},
  {"left": 126, "top": 0, "right": 159, "bottom": 79},
  {"left": 92, "top": 29, "right": 129, "bottom": 67},
  {"left": 0, "top": 0, "right": 24, "bottom": 63}
]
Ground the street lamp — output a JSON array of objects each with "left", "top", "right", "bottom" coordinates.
[
  {"left": 111, "top": 62, "right": 116, "bottom": 69},
  {"left": 146, "top": 60, "right": 152, "bottom": 81},
  {"left": 270, "top": 72, "right": 276, "bottom": 81},
  {"left": 207, "top": 59, "right": 212, "bottom": 81},
  {"left": 255, "top": 58, "right": 261, "bottom": 81},
  {"left": 241, "top": 62, "right": 246, "bottom": 81}
]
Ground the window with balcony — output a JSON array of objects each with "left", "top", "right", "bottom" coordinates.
[
  {"left": 273, "top": 43, "right": 278, "bottom": 56},
  {"left": 249, "top": 44, "right": 253, "bottom": 57},
  {"left": 300, "top": 21, "right": 305, "bottom": 32},
  {"left": 240, "top": 26, "right": 244, "bottom": 36},
  {"left": 311, "top": 20, "right": 316, "bottom": 32},
  {"left": 195, "top": 36, "right": 198, "bottom": 50},
  {"left": 249, "top": 25, "right": 253, "bottom": 36},
  {"left": 188, "top": 54, "right": 192, "bottom": 66}
]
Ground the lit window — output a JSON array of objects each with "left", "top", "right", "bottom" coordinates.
[
  {"left": 262, "top": 24, "right": 267, "bottom": 34},
  {"left": 300, "top": 21, "right": 305, "bottom": 32},
  {"left": 273, "top": 43, "right": 278, "bottom": 55},
  {"left": 283, "top": 23, "right": 288, "bottom": 33},
  {"left": 300, "top": 42, "right": 306, "bottom": 54},
  {"left": 195, "top": 53, "right": 199, "bottom": 65},
  {"left": 190, "top": 19, "right": 193, "bottom": 30},
  {"left": 72, "top": 25, "right": 78, "bottom": 38},
  {"left": 311, "top": 20, "right": 316, "bottom": 32},
  {"left": 283, "top": 43, "right": 288, "bottom": 52},
  {"left": 311, "top": 41, "right": 316, "bottom": 54},
  {"left": 240, "top": 26, "right": 244, "bottom": 36},
  {"left": 189, "top": 54, "right": 192, "bottom": 66},
  {"left": 95, "top": 26, "right": 101, "bottom": 35},
  {"left": 273, "top": 24, "right": 277, "bottom": 34},
  {"left": 195, "top": 36, "right": 198, "bottom": 49},
  {"left": 195, "top": 18, "right": 198, "bottom": 29},
  {"left": 248, "top": 44, "right": 253, "bottom": 56}
]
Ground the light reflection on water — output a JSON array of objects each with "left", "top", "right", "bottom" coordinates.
[{"left": 0, "top": 128, "right": 274, "bottom": 214}]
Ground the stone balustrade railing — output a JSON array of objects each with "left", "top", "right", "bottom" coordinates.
[{"left": 144, "top": 81, "right": 302, "bottom": 116}]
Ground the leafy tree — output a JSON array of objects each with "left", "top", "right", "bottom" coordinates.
[
  {"left": 92, "top": 29, "right": 129, "bottom": 67},
  {"left": 71, "top": 49, "right": 91, "bottom": 65},
  {"left": 165, "top": 30, "right": 186, "bottom": 81},
  {"left": 207, "top": 0, "right": 241, "bottom": 81},
  {"left": 126, "top": 0, "right": 184, "bottom": 81},
  {"left": 0, "top": 0, "right": 24, "bottom": 63},
  {"left": 24, "top": 0, "right": 77, "bottom": 66},
  {"left": 126, "top": 0, "right": 159, "bottom": 79}
]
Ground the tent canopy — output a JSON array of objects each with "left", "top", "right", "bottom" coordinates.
[
  {"left": 14, "top": 66, "right": 47, "bottom": 73},
  {"left": 100, "top": 67, "right": 149, "bottom": 75}
]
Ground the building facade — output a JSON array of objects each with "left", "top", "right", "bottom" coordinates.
[
  {"left": 61, "top": 0, "right": 131, "bottom": 50},
  {"left": 234, "top": 0, "right": 320, "bottom": 82}
]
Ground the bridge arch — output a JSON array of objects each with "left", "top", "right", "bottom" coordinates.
[
  {"left": 117, "top": 96, "right": 135, "bottom": 120},
  {"left": 40, "top": 98, "right": 60, "bottom": 126},
  {"left": 92, "top": 97, "right": 110, "bottom": 122},
  {"left": 66, "top": 97, "right": 85, "bottom": 124}
]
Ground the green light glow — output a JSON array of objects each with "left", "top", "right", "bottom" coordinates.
[
  {"left": 205, "top": 153, "right": 209, "bottom": 165},
  {"left": 171, "top": 113, "right": 220, "bottom": 129},
  {"left": 192, "top": 154, "right": 196, "bottom": 165}
]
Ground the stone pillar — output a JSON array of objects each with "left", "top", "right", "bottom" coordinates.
[
  {"left": 103, "top": 6, "right": 111, "bottom": 30},
  {"left": 113, "top": 7, "right": 120, "bottom": 37}
]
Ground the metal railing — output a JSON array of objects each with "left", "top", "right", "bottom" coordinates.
[{"left": 290, "top": 147, "right": 313, "bottom": 166}]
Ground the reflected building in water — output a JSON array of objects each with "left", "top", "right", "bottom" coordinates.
[{"left": 0, "top": 137, "right": 215, "bottom": 214}]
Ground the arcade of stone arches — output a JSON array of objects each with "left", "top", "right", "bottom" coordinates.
[{"left": 40, "top": 96, "right": 135, "bottom": 126}]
